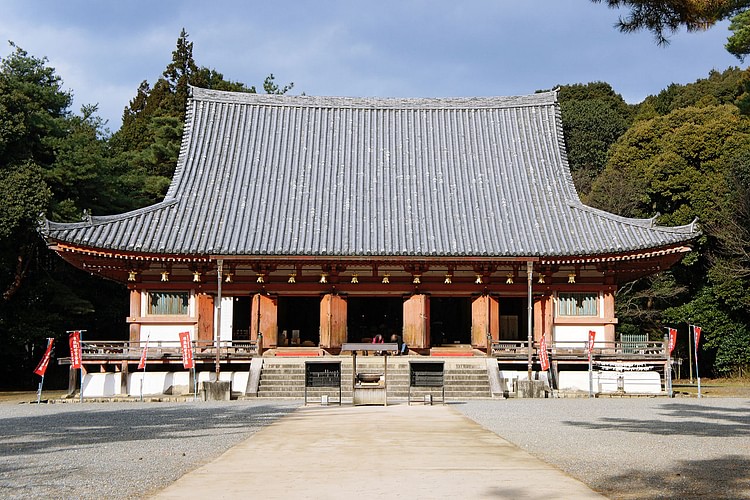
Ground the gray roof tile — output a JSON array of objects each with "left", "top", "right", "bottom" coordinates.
[{"left": 43, "top": 87, "right": 698, "bottom": 258}]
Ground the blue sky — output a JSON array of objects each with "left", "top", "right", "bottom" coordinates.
[{"left": 1, "top": 0, "right": 743, "bottom": 131}]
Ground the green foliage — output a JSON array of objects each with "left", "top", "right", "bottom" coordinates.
[
  {"left": 0, "top": 32, "right": 292, "bottom": 389},
  {"left": 638, "top": 67, "right": 750, "bottom": 116},
  {"left": 263, "top": 73, "right": 294, "bottom": 95},
  {"left": 664, "top": 287, "right": 750, "bottom": 375},
  {"left": 110, "top": 29, "right": 293, "bottom": 206},
  {"left": 0, "top": 43, "right": 131, "bottom": 388},
  {"left": 591, "top": 1, "right": 750, "bottom": 58},
  {"left": 587, "top": 69, "right": 750, "bottom": 375},
  {"left": 590, "top": 104, "right": 750, "bottom": 225},
  {"left": 727, "top": 9, "right": 750, "bottom": 59},
  {"left": 0, "top": 43, "right": 71, "bottom": 166},
  {"left": 557, "top": 82, "right": 632, "bottom": 196},
  {"left": 0, "top": 162, "right": 51, "bottom": 240}
]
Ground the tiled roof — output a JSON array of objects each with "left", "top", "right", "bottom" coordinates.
[{"left": 42, "top": 87, "right": 698, "bottom": 258}]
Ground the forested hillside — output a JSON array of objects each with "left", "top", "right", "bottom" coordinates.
[
  {"left": 0, "top": 31, "right": 291, "bottom": 389},
  {"left": 0, "top": 30, "right": 748, "bottom": 388},
  {"left": 560, "top": 68, "right": 750, "bottom": 375}
]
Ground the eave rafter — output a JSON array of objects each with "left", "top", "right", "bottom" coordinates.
[{"left": 48, "top": 239, "right": 694, "bottom": 287}]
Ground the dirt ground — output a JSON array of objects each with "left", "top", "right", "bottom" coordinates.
[
  {"left": 672, "top": 378, "right": 750, "bottom": 398},
  {"left": 0, "top": 390, "right": 69, "bottom": 404}
]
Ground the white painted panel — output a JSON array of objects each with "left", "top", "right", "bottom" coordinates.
[
  {"left": 221, "top": 297, "right": 233, "bottom": 341},
  {"left": 553, "top": 325, "right": 605, "bottom": 347},
  {"left": 140, "top": 325, "right": 187, "bottom": 345},
  {"left": 82, "top": 373, "right": 122, "bottom": 397},
  {"left": 558, "top": 370, "right": 662, "bottom": 394}
]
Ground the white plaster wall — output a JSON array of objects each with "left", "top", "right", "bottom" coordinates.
[
  {"left": 82, "top": 373, "right": 123, "bottom": 397},
  {"left": 217, "top": 296, "right": 233, "bottom": 341},
  {"left": 196, "top": 370, "right": 248, "bottom": 392},
  {"left": 554, "top": 325, "right": 605, "bottom": 347},
  {"left": 557, "top": 371, "right": 662, "bottom": 394},
  {"left": 140, "top": 325, "right": 195, "bottom": 345}
]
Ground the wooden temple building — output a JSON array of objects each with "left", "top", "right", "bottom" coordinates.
[{"left": 41, "top": 87, "right": 698, "bottom": 397}]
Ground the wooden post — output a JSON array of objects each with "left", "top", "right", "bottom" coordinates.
[
  {"left": 251, "top": 294, "right": 278, "bottom": 349},
  {"left": 120, "top": 360, "right": 129, "bottom": 395},
  {"left": 319, "top": 294, "right": 347, "bottom": 348},
  {"left": 196, "top": 293, "right": 214, "bottom": 343},
  {"left": 533, "top": 294, "right": 553, "bottom": 342},
  {"left": 403, "top": 294, "right": 429, "bottom": 349},
  {"left": 471, "top": 295, "right": 499, "bottom": 347},
  {"left": 67, "top": 365, "right": 78, "bottom": 397},
  {"left": 128, "top": 289, "right": 141, "bottom": 343},
  {"left": 603, "top": 289, "right": 617, "bottom": 343}
]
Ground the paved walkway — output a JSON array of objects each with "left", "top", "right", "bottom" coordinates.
[{"left": 150, "top": 404, "right": 604, "bottom": 499}]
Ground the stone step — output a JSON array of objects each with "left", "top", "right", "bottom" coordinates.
[{"left": 256, "top": 358, "right": 492, "bottom": 399}]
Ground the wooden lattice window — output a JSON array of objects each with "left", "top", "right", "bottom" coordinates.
[
  {"left": 557, "top": 292, "right": 598, "bottom": 317},
  {"left": 148, "top": 292, "right": 189, "bottom": 315}
]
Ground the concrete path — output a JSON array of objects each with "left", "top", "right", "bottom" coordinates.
[{"left": 150, "top": 404, "right": 604, "bottom": 499}]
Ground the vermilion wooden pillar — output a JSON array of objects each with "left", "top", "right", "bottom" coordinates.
[
  {"left": 533, "top": 294, "right": 553, "bottom": 342},
  {"left": 403, "top": 294, "right": 430, "bottom": 348},
  {"left": 319, "top": 294, "right": 347, "bottom": 348},
  {"left": 196, "top": 293, "right": 214, "bottom": 343},
  {"left": 471, "top": 295, "right": 499, "bottom": 347},
  {"left": 603, "top": 289, "right": 617, "bottom": 343},
  {"left": 128, "top": 289, "right": 141, "bottom": 342},
  {"left": 251, "top": 294, "right": 278, "bottom": 348}
]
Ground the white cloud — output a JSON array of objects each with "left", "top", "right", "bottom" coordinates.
[{"left": 1, "top": 0, "right": 744, "bottom": 129}]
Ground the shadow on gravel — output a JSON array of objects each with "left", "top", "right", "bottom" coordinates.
[
  {"left": 0, "top": 404, "right": 297, "bottom": 457},
  {"left": 598, "top": 455, "right": 750, "bottom": 500},
  {"left": 562, "top": 401, "right": 750, "bottom": 437}
]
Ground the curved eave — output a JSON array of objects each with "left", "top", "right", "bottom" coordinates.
[{"left": 47, "top": 239, "right": 694, "bottom": 266}]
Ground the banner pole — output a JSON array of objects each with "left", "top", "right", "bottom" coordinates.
[
  {"left": 140, "top": 364, "right": 145, "bottom": 402},
  {"left": 688, "top": 323, "right": 693, "bottom": 384},
  {"left": 36, "top": 376, "right": 44, "bottom": 404},
  {"left": 665, "top": 332, "right": 672, "bottom": 398},
  {"left": 80, "top": 331, "right": 84, "bottom": 403},
  {"left": 34, "top": 337, "right": 55, "bottom": 404},
  {"left": 694, "top": 326, "right": 702, "bottom": 398}
]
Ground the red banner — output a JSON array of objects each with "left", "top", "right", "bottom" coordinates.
[
  {"left": 34, "top": 338, "right": 55, "bottom": 376},
  {"left": 539, "top": 335, "right": 550, "bottom": 371},
  {"left": 69, "top": 331, "right": 82, "bottom": 369},
  {"left": 587, "top": 330, "right": 596, "bottom": 354},
  {"left": 137, "top": 337, "right": 150, "bottom": 370},
  {"left": 179, "top": 331, "right": 194, "bottom": 369},
  {"left": 694, "top": 326, "right": 702, "bottom": 347},
  {"left": 668, "top": 328, "right": 677, "bottom": 354}
]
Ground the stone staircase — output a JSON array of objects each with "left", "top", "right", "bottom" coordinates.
[{"left": 256, "top": 357, "right": 492, "bottom": 401}]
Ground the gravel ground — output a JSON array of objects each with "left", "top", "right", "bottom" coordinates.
[
  {"left": 454, "top": 398, "right": 750, "bottom": 499},
  {"left": 2, "top": 398, "right": 749, "bottom": 499},
  {"left": 0, "top": 400, "right": 299, "bottom": 499}
]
